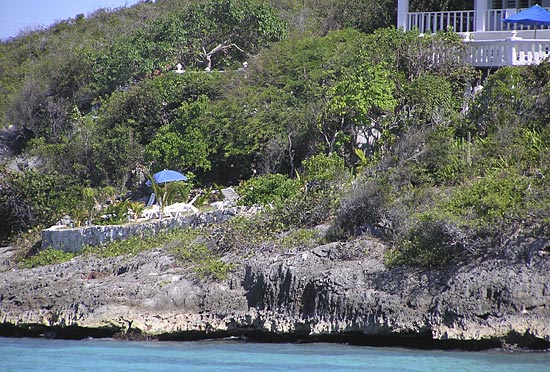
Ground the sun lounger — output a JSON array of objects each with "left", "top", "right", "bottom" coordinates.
[
  {"left": 221, "top": 187, "right": 240, "bottom": 208},
  {"left": 146, "top": 193, "right": 156, "bottom": 207},
  {"left": 141, "top": 205, "right": 160, "bottom": 219},
  {"left": 163, "top": 203, "right": 199, "bottom": 218}
]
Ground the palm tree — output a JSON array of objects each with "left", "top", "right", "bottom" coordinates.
[
  {"left": 82, "top": 187, "right": 96, "bottom": 225},
  {"left": 128, "top": 201, "right": 145, "bottom": 220},
  {"left": 141, "top": 167, "right": 185, "bottom": 220}
]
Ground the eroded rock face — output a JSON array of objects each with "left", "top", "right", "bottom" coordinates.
[{"left": 0, "top": 235, "right": 549, "bottom": 348}]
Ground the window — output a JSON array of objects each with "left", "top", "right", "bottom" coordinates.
[{"left": 494, "top": 0, "right": 535, "bottom": 8}]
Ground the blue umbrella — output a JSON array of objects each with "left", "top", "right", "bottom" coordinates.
[
  {"left": 146, "top": 169, "right": 188, "bottom": 186},
  {"left": 503, "top": 5, "right": 550, "bottom": 38}
]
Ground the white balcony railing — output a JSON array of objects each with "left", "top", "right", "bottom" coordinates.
[
  {"left": 485, "top": 8, "right": 550, "bottom": 32},
  {"left": 466, "top": 38, "right": 550, "bottom": 67},
  {"left": 407, "top": 8, "right": 550, "bottom": 33},
  {"left": 407, "top": 11, "right": 474, "bottom": 33}
]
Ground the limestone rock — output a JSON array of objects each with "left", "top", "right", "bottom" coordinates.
[{"left": 0, "top": 235, "right": 549, "bottom": 348}]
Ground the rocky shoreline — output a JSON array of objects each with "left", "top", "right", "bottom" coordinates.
[{"left": 1, "top": 234, "right": 549, "bottom": 350}]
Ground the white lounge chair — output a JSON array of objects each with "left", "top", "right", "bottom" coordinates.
[
  {"left": 164, "top": 202, "right": 199, "bottom": 218},
  {"left": 221, "top": 187, "right": 240, "bottom": 208},
  {"left": 141, "top": 204, "right": 160, "bottom": 219}
]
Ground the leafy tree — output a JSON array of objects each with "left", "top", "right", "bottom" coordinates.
[
  {"left": 221, "top": 29, "right": 369, "bottom": 175},
  {"left": 405, "top": 74, "right": 455, "bottom": 126},
  {"left": 82, "top": 187, "right": 96, "bottom": 225},
  {"left": 237, "top": 173, "right": 300, "bottom": 206},
  {"left": 320, "top": 0, "right": 396, "bottom": 34},
  {"left": 142, "top": 168, "right": 190, "bottom": 219},
  {"left": 167, "top": 0, "right": 288, "bottom": 70},
  {"left": 364, "top": 28, "right": 471, "bottom": 82},
  {"left": 145, "top": 95, "right": 215, "bottom": 173},
  {"left": 97, "top": 72, "right": 223, "bottom": 145},
  {"left": 467, "top": 67, "right": 534, "bottom": 137},
  {"left": 323, "top": 63, "right": 397, "bottom": 157},
  {"left": 0, "top": 167, "right": 80, "bottom": 242}
]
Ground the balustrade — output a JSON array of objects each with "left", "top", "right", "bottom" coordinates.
[
  {"left": 407, "top": 11, "right": 474, "bottom": 33},
  {"left": 466, "top": 39, "right": 550, "bottom": 66},
  {"left": 406, "top": 8, "right": 550, "bottom": 33}
]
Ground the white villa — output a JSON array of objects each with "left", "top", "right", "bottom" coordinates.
[{"left": 397, "top": 0, "right": 550, "bottom": 67}]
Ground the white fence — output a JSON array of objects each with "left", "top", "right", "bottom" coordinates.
[
  {"left": 407, "top": 11, "right": 474, "bottom": 33},
  {"left": 407, "top": 8, "right": 550, "bottom": 33},
  {"left": 466, "top": 38, "right": 550, "bottom": 67},
  {"left": 485, "top": 8, "right": 550, "bottom": 32}
]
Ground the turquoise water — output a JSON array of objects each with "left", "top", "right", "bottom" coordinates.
[{"left": 1, "top": 337, "right": 549, "bottom": 372}]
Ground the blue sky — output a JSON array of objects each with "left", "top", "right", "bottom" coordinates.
[{"left": 0, "top": 0, "right": 143, "bottom": 40}]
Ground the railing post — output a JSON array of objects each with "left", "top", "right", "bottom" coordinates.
[
  {"left": 398, "top": 0, "right": 410, "bottom": 30},
  {"left": 508, "top": 42, "right": 517, "bottom": 66},
  {"left": 507, "top": 31, "right": 521, "bottom": 66}
]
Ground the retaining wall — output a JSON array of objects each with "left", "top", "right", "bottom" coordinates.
[{"left": 41, "top": 208, "right": 243, "bottom": 253}]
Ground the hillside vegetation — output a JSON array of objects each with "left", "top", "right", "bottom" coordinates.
[{"left": 0, "top": 0, "right": 548, "bottom": 269}]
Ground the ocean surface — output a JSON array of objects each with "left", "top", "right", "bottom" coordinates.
[{"left": 1, "top": 337, "right": 549, "bottom": 372}]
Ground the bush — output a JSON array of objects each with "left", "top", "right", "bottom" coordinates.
[
  {"left": 94, "top": 200, "right": 130, "bottom": 225},
  {"left": 237, "top": 173, "right": 301, "bottom": 206},
  {"left": 266, "top": 188, "right": 337, "bottom": 231},
  {"left": 327, "top": 177, "right": 391, "bottom": 240},
  {"left": 0, "top": 168, "right": 81, "bottom": 243},
  {"left": 171, "top": 241, "right": 234, "bottom": 280},
  {"left": 301, "top": 152, "right": 349, "bottom": 185},
  {"left": 423, "top": 127, "right": 471, "bottom": 186},
  {"left": 274, "top": 228, "right": 322, "bottom": 251},
  {"left": 82, "top": 227, "right": 233, "bottom": 280},
  {"left": 444, "top": 171, "right": 528, "bottom": 226},
  {"left": 82, "top": 228, "right": 199, "bottom": 258},
  {"left": 385, "top": 212, "right": 473, "bottom": 268},
  {"left": 19, "top": 248, "right": 75, "bottom": 268},
  {"left": 406, "top": 74, "right": 455, "bottom": 126}
]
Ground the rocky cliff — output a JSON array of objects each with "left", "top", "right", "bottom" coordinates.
[{"left": 1, "top": 234, "right": 549, "bottom": 349}]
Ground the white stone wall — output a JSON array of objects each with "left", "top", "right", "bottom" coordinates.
[{"left": 41, "top": 208, "right": 242, "bottom": 253}]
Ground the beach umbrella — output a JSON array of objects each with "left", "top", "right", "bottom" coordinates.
[
  {"left": 503, "top": 4, "right": 550, "bottom": 39},
  {"left": 146, "top": 169, "right": 188, "bottom": 186}
]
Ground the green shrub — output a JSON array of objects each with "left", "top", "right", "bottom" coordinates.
[
  {"left": 423, "top": 127, "right": 471, "bottom": 185},
  {"left": 94, "top": 200, "right": 130, "bottom": 225},
  {"left": 271, "top": 189, "right": 339, "bottom": 231},
  {"left": 385, "top": 212, "right": 468, "bottom": 268},
  {"left": 302, "top": 153, "right": 349, "bottom": 185},
  {"left": 128, "top": 201, "right": 146, "bottom": 220},
  {"left": 327, "top": 177, "right": 391, "bottom": 240},
  {"left": 406, "top": 74, "right": 455, "bottom": 126},
  {"left": 444, "top": 171, "right": 528, "bottom": 226},
  {"left": 274, "top": 228, "right": 322, "bottom": 251},
  {"left": 82, "top": 228, "right": 200, "bottom": 258},
  {"left": 171, "top": 241, "right": 234, "bottom": 280},
  {"left": 19, "top": 248, "right": 75, "bottom": 268},
  {"left": 237, "top": 173, "right": 301, "bottom": 206},
  {"left": 0, "top": 168, "right": 81, "bottom": 243}
]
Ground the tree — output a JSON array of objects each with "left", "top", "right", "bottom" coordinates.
[
  {"left": 145, "top": 95, "right": 215, "bottom": 172},
  {"left": 0, "top": 168, "right": 80, "bottom": 242},
  {"left": 172, "top": 0, "right": 288, "bottom": 70},
  {"left": 82, "top": 187, "right": 96, "bottom": 226},
  {"left": 322, "top": 63, "right": 397, "bottom": 157},
  {"left": 141, "top": 167, "right": 190, "bottom": 220}
]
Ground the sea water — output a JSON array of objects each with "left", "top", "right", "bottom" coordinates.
[{"left": 1, "top": 337, "right": 549, "bottom": 372}]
